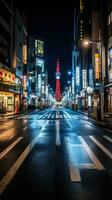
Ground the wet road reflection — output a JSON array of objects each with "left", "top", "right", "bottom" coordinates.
[{"left": 0, "top": 108, "right": 112, "bottom": 200}]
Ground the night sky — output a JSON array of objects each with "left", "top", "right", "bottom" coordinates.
[{"left": 20, "top": 1, "right": 78, "bottom": 92}]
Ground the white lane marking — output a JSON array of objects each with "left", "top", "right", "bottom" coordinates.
[
  {"left": 78, "top": 136, "right": 104, "bottom": 170},
  {"left": 55, "top": 121, "right": 61, "bottom": 146},
  {"left": 69, "top": 165, "right": 81, "bottom": 182},
  {"left": 51, "top": 115, "right": 54, "bottom": 119},
  {"left": 0, "top": 137, "right": 23, "bottom": 160},
  {"left": 56, "top": 112, "right": 58, "bottom": 119},
  {"left": 104, "top": 135, "right": 112, "bottom": 143},
  {"left": 64, "top": 112, "right": 71, "bottom": 119},
  {"left": 0, "top": 120, "right": 49, "bottom": 195},
  {"left": 63, "top": 114, "right": 67, "bottom": 119},
  {"left": 79, "top": 163, "right": 96, "bottom": 169},
  {"left": 90, "top": 136, "right": 112, "bottom": 160},
  {"left": 65, "top": 119, "right": 72, "bottom": 129},
  {"left": 65, "top": 137, "right": 81, "bottom": 182}
]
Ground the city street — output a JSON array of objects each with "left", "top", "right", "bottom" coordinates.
[{"left": 0, "top": 108, "right": 112, "bottom": 200}]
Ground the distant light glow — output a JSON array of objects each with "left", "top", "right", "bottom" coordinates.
[
  {"left": 68, "top": 71, "right": 72, "bottom": 75},
  {"left": 67, "top": 80, "right": 71, "bottom": 84}
]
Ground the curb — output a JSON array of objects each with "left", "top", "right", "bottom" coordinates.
[
  {"left": 0, "top": 109, "right": 39, "bottom": 119},
  {"left": 76, "top": 110, "right": 112, "bottom": 133}
]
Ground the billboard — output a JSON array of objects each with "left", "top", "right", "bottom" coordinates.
[
  {"left": 36, "top": 58, "right": 44, "bottom": 71},
  {"left": 35, "top": 40, "right": 44, "bottom": 57}
]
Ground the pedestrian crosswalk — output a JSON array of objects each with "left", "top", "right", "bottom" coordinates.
[
  {"left": 0, "top": 111, "right": 82, "bottom": 121},
  {"left": 15, "top": 112, "right": 80, "bottom": 120},
  {"left": 0, "top": 110, "right": 89, "bottom": 122}
]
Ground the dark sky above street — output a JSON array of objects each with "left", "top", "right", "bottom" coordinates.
[{"left": 18, "top": 1, "right": 79, "bottom": 91}]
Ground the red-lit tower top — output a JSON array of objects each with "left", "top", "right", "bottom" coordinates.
[{"left": 55, "top": 59, "right": 61, "bottom": 101}]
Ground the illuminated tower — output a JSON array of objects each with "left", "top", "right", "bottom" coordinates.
[{"left": 55, "top": 59, "right": 61, "bottom": 101}]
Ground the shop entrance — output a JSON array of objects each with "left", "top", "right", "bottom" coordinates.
[
  {"left": 7, "top": 97, "right": 14, "bottom": 112},
  {"left": 0, "top": 92, "right": 14, "bottom": 113}
]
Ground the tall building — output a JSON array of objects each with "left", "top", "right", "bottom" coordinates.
[
  {"left": 28, "top": 37, "right": 48, "bottom": 108},
  {"left": 0, "top": 0, "right": 28, "bottom": 113},
  {"left": 12, "top": 7, "right": 28, "bottom": 112},
  {"left": 72, "top": 0, "right": 93, "bottom": 110},
  {"left": 90, "top": 0, "right": 108, "bottom": 120},
  {"left": 0, "top": 0, "right": 16, "bottom": 113},
  {"left": 72, "top": 4, "right": 81, "bottom": 107},
  {"left": 55, "top": 59, "right": 61, "bottom": 101}
]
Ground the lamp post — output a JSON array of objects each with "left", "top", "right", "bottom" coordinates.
[{"left": 83, "top": 39, "right": 104, "bottom": 121}]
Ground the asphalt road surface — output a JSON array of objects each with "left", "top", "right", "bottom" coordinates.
[{"left": 0, "top": 108, "right": 112, "bottom": 200}]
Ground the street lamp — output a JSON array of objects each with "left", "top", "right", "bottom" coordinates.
[
  {"left": 67, "top": 80, "right": 71, "bottom": 84},
  {"left": 67, "top": 71, "right": 72, "bottom": 75},
  {"left": 82, "top": 39, "right": 104, "bottom": 121}
]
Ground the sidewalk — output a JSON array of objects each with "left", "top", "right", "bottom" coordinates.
[
  {"left": 77, "top": 109, "right": 112, "bottom": 132},
  {"left": 0, "top": 109, "right": 39, "bottom": 119}
]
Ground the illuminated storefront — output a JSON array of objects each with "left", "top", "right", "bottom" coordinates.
[{"left": 0, "top": 66, "right": 21, "bottom": 113}]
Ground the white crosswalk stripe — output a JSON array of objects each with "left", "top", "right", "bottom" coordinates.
[
  {"left": 78, "top": 136, "right": 104, "bottom": 170},
  {"left": 103, "top": 135, "right": 112, "bottom": 143},
  {"left": 63, "top": 111, "right": 71, "bottom": 119},
  {"left": 63, "top": 114, "right": 67, "bottom": 119},
  {"left": 0, "top": 137, "right": 23, "bottom": 160},
  {"left": 47, "top": 114, "right": 52, "bottom": 119},
  {"left": 72, "top": 116, "right": 78, "bottom": 120},
  {"left": 89, "top": 136, "right": 112, "bottom": 159}
]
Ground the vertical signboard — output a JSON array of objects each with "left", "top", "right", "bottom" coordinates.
[
  {"left": 82, "top": 69, "right": 87, "bottom": 89},
  {"left": 95, "top": 53, "right": 100, "bottom": 79},
  {"left": 23, "top": 45, "right": 27, "bottom": 64},
  {"left": 38, "top": 74, "right": 41, "bottom": 95},
  {"left": 76, "top": 66, "right": 80, "bottom": 86},
  {"left": 89, "top": 69, "right": 93, "bottom": 88}
]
